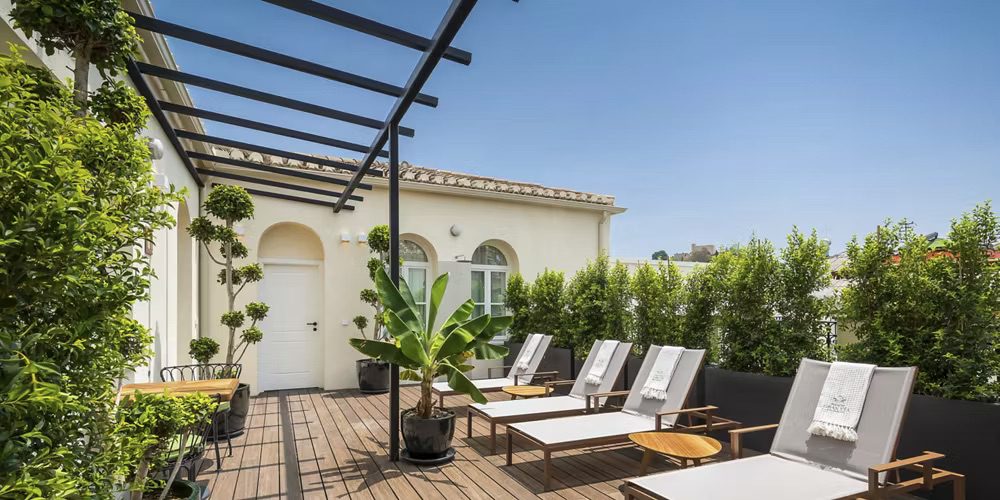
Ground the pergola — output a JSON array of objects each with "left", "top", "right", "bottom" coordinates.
[{"left": 127, "top": 0, "right": 487, "bottom": 462}]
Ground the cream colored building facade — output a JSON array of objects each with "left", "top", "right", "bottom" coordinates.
[{"left": 2, "top": 1, "right": 624, "bottom": 393}]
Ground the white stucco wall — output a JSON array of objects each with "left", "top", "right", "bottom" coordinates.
[{"left": 200, "top": 173, "right": 622, "bottom": 393}]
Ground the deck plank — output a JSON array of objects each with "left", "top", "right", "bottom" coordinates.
[{"left": 198, "top": 386, "right": 720, "bottom": 499}]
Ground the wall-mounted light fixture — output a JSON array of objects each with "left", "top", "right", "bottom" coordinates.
[
  {"left": 152, "top": 172, "right": 170, "bottom": 191},
  {"left": 357, "top": 232, "right": 368, "bottom": 244},
  {"left": 233, "top": 224, "right": 246, "bottom": 237},
  {"left": 450, "top": 224, "right": 462, "bottom": 237},
  {"left": 147, "top": 137, "right": 165, "bottom": 160},
  {"left": 340, "top": 231, "right": 352, "bottom": 243}
]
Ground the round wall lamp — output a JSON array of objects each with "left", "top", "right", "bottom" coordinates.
[
  {"left": 449, "top": 224, "right": 462, "bottom": 237},
  {"left": 147, "top": 137, "right": 165, "bottom": 160}
]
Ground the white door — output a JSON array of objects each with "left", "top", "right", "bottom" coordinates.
[{"left": 258, "top": 263, "right": 323, "bottom": 391}]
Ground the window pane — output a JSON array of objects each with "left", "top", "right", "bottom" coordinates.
[
  {"left": 472, "top": 245, "right": 507, "bottom": 266},
  {"left": 400, "top": 240, "right": 427, "bottom": 262},
  {"left": 471, "top": 271, "right": 485, "bottom": 302},
  {"left": 490, "top": 271, "right": 506, "bottom": 303},
  {"left": 491, "top": 305, "right": 506, "bottom": 317},
  {"left": 407, "top": 268, "right": 426, "bottom": 303},
  {"left": 473, "top": 304, "right": 486, "bottom": 317}
]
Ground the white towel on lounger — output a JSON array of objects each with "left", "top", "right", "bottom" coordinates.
[
  {"left": 584, "top": 340, "right": 620, "bottom": 385},
  {"left": 807, "top": 361, "right": 876, "bottom": 442},
  {"left": 515, "top": 334, "right": 542, "bottom": 372},
  {"left": 640, "top": 346, "right": 683, "bottom": 401}
]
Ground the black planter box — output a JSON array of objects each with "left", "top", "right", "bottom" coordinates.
[{"left": 702, "top": 366, "right": 998, "bottom": 500}]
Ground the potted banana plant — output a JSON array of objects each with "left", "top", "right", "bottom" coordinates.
[{"left": 350, "top": 267, "right": 510, "bottom": 463}]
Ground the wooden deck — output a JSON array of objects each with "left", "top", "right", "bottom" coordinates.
[{"left": 197, "top": 386, "right": 733, "bottom": 499}]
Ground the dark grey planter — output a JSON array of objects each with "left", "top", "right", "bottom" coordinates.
[
  {"left": 215, "top": 382, "right": 250, "bottom": 438},
  {"left": 401, "top": 408, "right": 456, "bottom": 460},
  {"left": 357, "top": 359, "right": 390, "bottom": 394}
]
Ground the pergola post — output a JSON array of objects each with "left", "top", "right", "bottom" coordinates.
[{"left": 388, "top": 121, "right": 401, "bottom": 461}]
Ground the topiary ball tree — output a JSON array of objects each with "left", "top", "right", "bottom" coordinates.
[
  {"left": 188, "top": 185, "right": 269, "bottom": 365},
  {"left": 189, "top": 337, "right": 220, "bottom": 365}
]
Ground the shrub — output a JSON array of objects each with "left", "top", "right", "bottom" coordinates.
[
  {"left": 0, "top": 51, "right": 178, "bottom": 496},
  {"left": 839, "top": 203, "right": 1000, "bottom": 401},
  {"left": 631, "top": 261, "right": 685, "bottom": 355},
  {"left": 565, "top": 254, "right": 632, "bottom": 356},
  {"left": 189, "top": 338, "right": 220, "bottom": 365},
  {"left": 504, "top": 273, "right": 532, "bottom": 342},
  {"left": 529, "top": 269, "right": 567, "bottom": 344},
  {"left": 680, "top": 264, "right": 721, "bottom": 361}
]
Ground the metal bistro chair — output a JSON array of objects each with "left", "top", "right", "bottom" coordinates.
[{"left": 160, "top": 363, "right": 242, "bottom": 467}]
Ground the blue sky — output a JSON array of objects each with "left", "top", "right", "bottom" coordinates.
[{"left": 152, "top": 0, "right": 999, "bottom": 258}]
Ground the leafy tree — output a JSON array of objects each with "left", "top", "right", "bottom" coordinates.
[
  {"left": 0, "top": 51, "right": 178, "bottom": 496},
  {"left": 565, "top": 255, "right": 632, "bottom": 356},
  {"left": 651, "top": 250, "right": 668, "bottom": 261},
  {"left": 188, "top": 185, "right": 268, "bottom": 364},
  {"left": 840, "top": 203, "right": 1000, "bottom": 401},
  {"left": 504, "top": 273, "right": 532, "bottom": 342},
  {"left": 680, "top": 265, "right": 721, "bottom": 361},
  {"left": 359, "top": 224, "right": 392, "bottom": 340},
  {"left": 529, "top": 269, "right": 567, "bottom": 344},
  {"left": 189, "top": 337, "right": 220, "bottom": 365},
  {"left": 9, "top": 0, "right": 141, "bottom": 113},
  {"left": 774, "top": 228, "right": 832, "bottom": 372},
  {"left": 631, "top": 261, "right": 685, "bottom": 355}
]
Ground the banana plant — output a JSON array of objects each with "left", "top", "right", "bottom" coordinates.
[{"left": 350, "top": 267, "right": 511, "bottom": 419}]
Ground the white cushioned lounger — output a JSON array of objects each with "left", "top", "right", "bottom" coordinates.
[
  {"left": 466, "top": 339, "right": 632, "bottom": 453},
  {"left": 623, "top": 359, "right": 935, "bottom": 500},
  {"left": 505, "top": 346, "right": 709, "bottom": 491},
  {"left": 431, "top": 333, "right": 552, "bottom": 407}
]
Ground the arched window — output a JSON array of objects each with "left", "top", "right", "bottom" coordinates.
[
  {"left": 471, "top": 244, "right": 509, "bottom": 317},
  {"left": 401, "top": 240, "right": 429, "bottom": 320}
]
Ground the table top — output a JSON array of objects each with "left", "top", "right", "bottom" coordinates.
[
  {"left": 628, "top": 432, "right": 722, "bottom": 460},
  {"left": 502, "top": 385, "right": 551, "bottom": 397},
  {"left": 118, "top": 378, "right": 240, "bottom": 402}
]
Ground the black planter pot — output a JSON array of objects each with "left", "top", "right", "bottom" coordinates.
[
  {"left": 215, "top": 383, "right": 250, "bottom": 438},
  {"left": 167, "top": 479, "right": 203, "bottom": 500},
  {"left": 401, "top": 408, "right": 456, "bottom": 460},
  {"left": 357, "top": 359, "right": 390, "bottom": 394}
]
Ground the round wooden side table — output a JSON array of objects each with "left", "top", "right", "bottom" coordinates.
[
  {"left": 628, "top": 432, "right": 722, "bottom": 475},
  {"left": 502, "top": 384, "right": 551, "bottom": 400}
]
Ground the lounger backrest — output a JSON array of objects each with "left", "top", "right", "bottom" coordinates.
[
  {"left": 506, "top": 334, "right": 553, "bottom": 383},
  {"left": 770, "top": 358, "right": 917, "bottom": 481},
  {"left": 621, "top": 346, "right": 706, "bottom": 424},
  {"left": 568, "top": 340, "right": 634, "bottom": 399}
]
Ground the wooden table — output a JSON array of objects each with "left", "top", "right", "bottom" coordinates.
[
  {"left": 502, "top": 384, "right": 551, "bottom": 399},
  {"left": 118, "top": 378, "right": 240, "bottom": 403},
  {"left": 628, "top": 432, "right": 722, "bottom": 475}
]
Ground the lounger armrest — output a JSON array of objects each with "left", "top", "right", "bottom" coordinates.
[
  {"left": 487, "top": 366, "right": 514, "bottom": 378},
  {"left": 512, "top": 370, "right": 559, "bottom": 385},
  {"left": 868, "top": 451, "right": 945, "bottom": 491},
  {"left": 655, "top": 405, "right": 718, "bottom": 430},
  {"left": 729, "top": 423, "right": 778, "bottom": 459},
  {"left": 543, "top": 379, "right": 576, "bottom": 389},
  {"left": 587, "top": 390, "right": 631, "bottom": 411}
]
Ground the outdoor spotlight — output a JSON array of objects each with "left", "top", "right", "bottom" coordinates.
[
  {"left": 358, "top": 232, "right": 368, "bottom": 244},
  {"left": 147, "top": 137, "right": 165, "bottom": 160},
  {"left": 450, "top": 224, "right": 462, "bottom": 237},
  {"left": 234, "top": 224, "right": 246, "bottom": 236},
  {"left": 340, "top": 231, "right": 352, "bottom": 243}
]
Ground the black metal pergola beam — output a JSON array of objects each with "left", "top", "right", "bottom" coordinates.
[
  {"left": 160, "top": 101, "right": 388, "bottom": 157},
  {"left": 196, "top": 168, "right": 362, "bottom": 202},
  {"left": 174, "top": 129, "right": 383, "bottom": 177},
  {"left": 135, "top": 63, "right": 416, "bottom": 137},
  {"left": 187, "top": 151, "right": 370, "bottom": 190},
  {"left": 212, "top": 183, "right": 354, "bottom": 211},
  {"left": 125, "top": 60, "right": 203, "bottom": 186},
  {"left": 333, "top": 0, "right": 478, "bottom": 212},
  {"left": 262, "top": 0, "right": 473, "bottom": 65},
  {"left": 130, "top": 13, "right": 439, "bottom": 107}
]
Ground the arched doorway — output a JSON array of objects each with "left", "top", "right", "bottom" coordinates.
[
  {"left": 257, "top": 222, "right": 325, "bottom": 391},
  {"left": 176, "top": 200, "right": 195, "bottom": 365}
]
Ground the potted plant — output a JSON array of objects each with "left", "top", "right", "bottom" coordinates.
[
  {"left": 187, "top": 185, "right": 269, "bottom": 436},
  {"left": 350, "top": 267, "right": 510, "bottom": 462},
  {"left": 116, "top": 391, "right": 217, "bottom": 499},
  {"left": 354, "top": 225, "right": 393, "bottom": 393}
]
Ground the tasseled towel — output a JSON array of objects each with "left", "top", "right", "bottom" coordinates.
[
  {"left": 639, "top": 346, "right": 684, "bottom": 401},
  {"left": 807, "top": 361, "right": 876, "bottom": 442},
  {"left": 584, "top": 340, "right": 620, "bottom": 385},
  {"left": 515, "top": 334, "right": 542, "bottom": 372}
]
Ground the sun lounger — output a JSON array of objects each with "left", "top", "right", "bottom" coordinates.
[
  {"left": 506, "top": 346, "right": 738, "bottom": 490},
  {"left": 466, "top": 339, "right": 633, "bottom": 454},
  {"left": 622, "top": 358, "right": 965, "bottom": 500},
  {"left": 432, "top": 333, "right": 553, "bottom": 408}
]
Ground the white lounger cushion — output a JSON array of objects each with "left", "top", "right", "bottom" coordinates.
[
  {"left": 470, "top": 395, "right": 586, "bottom": 419},
  {"left": 627, "top": 455, "right": 867, "bottom": 500},
  {"left": 508, "top": 411, "right": 655, "bottom": 445},
  {"left": 432, "top": 377, "right": 512, "bottom": 393}
]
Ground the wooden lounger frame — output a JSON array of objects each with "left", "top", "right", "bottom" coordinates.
[
  {"left": 505, "top": 387, "right": 740, "bottom": 491},
  {"left": 432, "top": 365, "right": 558, "bottom": 408},
  {"left": 622, "top": 427, "right": 966, "bottom": 500}
]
